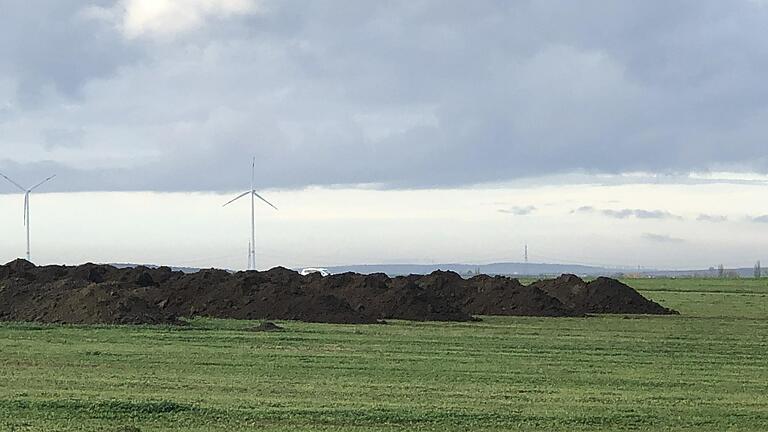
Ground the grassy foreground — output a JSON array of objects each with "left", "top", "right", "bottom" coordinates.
[{"left": 0, "top": 279, "right": 766, "bottom": 431}]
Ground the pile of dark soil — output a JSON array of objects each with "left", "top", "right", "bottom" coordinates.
[
  {"left": 531, "top": 274, "right": 677, "bottom": 315},
  {"left": 251, "top": 321, "right": 284, "bottom": 332},
  {"left": 315, "top": 272, "right": 471, "bottom": 321},
  {"left": 412, "top": 271, "right": 580, "bottom": 317},
  {"left": 0, "top": 260, "right": 177, "bottom": 325},
  {"left": 0, "top": 260, "right": 677, "bottom": 325}
]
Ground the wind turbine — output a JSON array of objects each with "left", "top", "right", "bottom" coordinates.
[
  {"left": 0, "top": 172, "right": 56, "bottom": 262},
  {"left": 223, "top": 157, "right": 277, "bottom": 270}
]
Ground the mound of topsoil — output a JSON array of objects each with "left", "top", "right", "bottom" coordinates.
[
  {"left": 0, "top": 280, "right": 178, "bottom": 325},
  {"left": 531, "top": 274, "right": 679, "bottom": 315},
  {"left": 250, "top": 321, "right": 284, "bottom": 332},
  {"left": 413, "top": 271, "right": 581, "bottom": 317},
  {"left": 315, "top": 272, "right": 471, "bottom": 321},
  {"left": 0, "top": 260, "right": 677, "bottom": 325},
  {"left": 155, "top": 267, "right": 381, "bottom": 324}
]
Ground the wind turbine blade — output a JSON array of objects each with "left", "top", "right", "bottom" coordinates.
[
  {"left": 252, "top": 191, "right": 278, "bottom": 210},
  {"left": 222, "top": 191, "right": 250, "bottom": 207},
  {"left": 0, "top": 172, "right": 26, "bottom": 192},
  {"left": 28, "top": 174, "right": 56, "bottom": 192}
]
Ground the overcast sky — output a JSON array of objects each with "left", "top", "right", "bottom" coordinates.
[
  {"left": 1, "top": 1, "right": 767, "bottom": 268},
  {"left": 2, "top": 0, "right": 768, "bottom": 190}
]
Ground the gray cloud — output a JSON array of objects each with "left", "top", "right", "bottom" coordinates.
[
  {"left": 642, "top": 233, "right": 685, "bottom": 243},
  {"left": 751, "top": 215, "right": 768, "bottom": 223},
  {"left": 697, "top": 214, "right": 728, "bottom": 223},
  {"left": 605, "top": 209, "right": 682, "bottom": 220},
  {"left": 3, "top": 1, "right": 768, "bottom": 192},
  {"left": 571, "top": 206, "right": 596, "bottom": 214},
  {"left": 574, "top": 206, "right": 682, "bottom": 220},
  {"left": 498, "top": 206, "right": 536, "bottom": 216},
  {"left": 0, "top": 0, "right": 140, "bottom": 106}
]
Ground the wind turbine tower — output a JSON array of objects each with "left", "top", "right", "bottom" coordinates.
[
  {"left": 223, "top": 157, "right": 278, "bottom": 270},
  {"left": 524, "top": 243, "right": 528, "bottom": 264},
  {"left": 0, "top": 172, "right": 56, "bottom": 262},
  {"left": 524, "top": 242, "right": 529, "bottom": 276}
]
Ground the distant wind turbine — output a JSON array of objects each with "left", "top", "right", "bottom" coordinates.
[
  {"left": 223, "top": 157, "right": 278, "bottom": 270},
  {"left": 0, "top": 172, "right": 56, "bottom": 262}
]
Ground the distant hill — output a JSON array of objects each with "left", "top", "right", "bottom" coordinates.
[
  {"left": 324, "top": 262, "right": 628, "bottom": 277},
  {"left": 108, "top": 261, "right": 616, "bottom": 276},
  {"left": 324, "top": 263, "right": 763, "bottom": 278},
  {"left": 110, "top": 263, "right": 206, "bottom": 274},
  {"left": 108, "top": 262, "right": 762, "bottom": 278}
]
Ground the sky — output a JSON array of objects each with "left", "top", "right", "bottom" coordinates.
[{"left": 1, "top": 0, "right": 768, "bottom": 269}]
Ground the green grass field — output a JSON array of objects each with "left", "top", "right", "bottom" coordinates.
[{"left": 1, "top": 279, "right": 766, "bottom": 431}]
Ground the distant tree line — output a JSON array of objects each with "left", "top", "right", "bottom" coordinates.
[{"left": 709, "top": 262, "right": 765, "bottom": 279}]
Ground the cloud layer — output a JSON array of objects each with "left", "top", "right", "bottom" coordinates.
[
  {"left": 697, "top": 214, "right": 728, "bottom": 223},
  {"left": 2, "top": 1, "right": 768, "bottom": 192},
  {"left": 642, "top": 233, "right": 686, "bottom": 243},
  {"left": 498, "top": 206, "right": 537, "bottom": 216},
  {"left": 573, "top": 206, "right": 683, "bottom": 220}
]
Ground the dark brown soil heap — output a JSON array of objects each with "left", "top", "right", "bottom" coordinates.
[
  {"left": 115, "top": 267, "right": 380, "bottom": 324},
  {"left": 0, "top": 271, "right": 177, "bottom": 325},
  {"left": 314, "top": 272, "right": 471, "bottom": 321},
  {"left": 532, "top": 274, "right": 678, "bottom": 315},
  {"left": 411, "top": 271, "right": 581, "bottom": 317},
  {"left": 0, "top": 260, "right": 677, "bottom": 325},
  {"left": 251, "top": 321, "right": 284, "bottom": 332}
]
